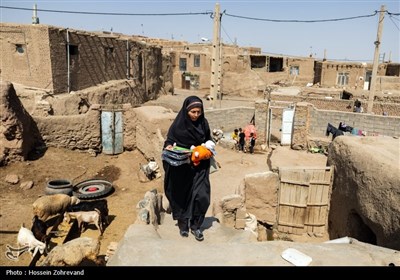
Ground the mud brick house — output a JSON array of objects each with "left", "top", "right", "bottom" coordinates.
[
  {"left": 1, "top": 23, "right": 398, "bottom": 97},
  {"left": 139, "top": 37, "right": 316, "bottom": 94},
  {"left": 140, "top": 36, "right": 399, "bottom": 96},
  {"left": 314, "top": 60, "right": 400, "bottom": 91},
  {"left": 0, "top": 23, "right": 166, "bottom": 95}
]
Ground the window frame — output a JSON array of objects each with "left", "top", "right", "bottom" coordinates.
[
  {"left": 289, "top": 66, "right": 299, "bottom": 76},
  {"left": 179, "top": 57, "right": 187, "bottom": 71},
  {"left": 194, "top": 54, "right": 200, "bottom": 67},
  {"left": 337, "top": 72, "right": 349, "bottom": 86}
]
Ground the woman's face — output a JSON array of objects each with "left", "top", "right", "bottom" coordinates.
[{"left": 188, "top": 107, "right": 202, "bottom": 121}]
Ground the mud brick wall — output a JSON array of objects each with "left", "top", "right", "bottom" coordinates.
[
  {"left": 34, "top": 108, "right": 101, "bottom": 150},
  {"left": 0, "top": 24, "right": 53, "bottom": 90}
]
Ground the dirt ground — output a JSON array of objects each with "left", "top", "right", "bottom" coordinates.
[
  {"left": 0, "top": 147, "right": 163, "bottom": 266},
  {"left": 0, "top": 90, "right": 329, "bottom": 266}
]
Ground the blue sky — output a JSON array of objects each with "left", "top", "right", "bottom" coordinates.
[{"left": 1, "top": 0, "right": 399, "bottom": 62}]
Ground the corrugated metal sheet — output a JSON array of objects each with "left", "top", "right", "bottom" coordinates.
[{"left": 101, "top": 111, "right": 123, "bottom": 155}]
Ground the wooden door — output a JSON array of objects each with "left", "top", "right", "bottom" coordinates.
[{"left": 277, "top": 166, "right": 333, "bottom": 235}]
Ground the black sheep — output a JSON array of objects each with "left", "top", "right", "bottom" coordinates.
[
  {"left": 31, "top": 215, "right": 49, "bottom": 244},
  {"left": 326, "top": 123, "right": 344, "bottom": 140}
]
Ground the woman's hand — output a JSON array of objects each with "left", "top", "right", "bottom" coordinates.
[{"left": 165, "top": 145, "right": 173, "bottom": 150}]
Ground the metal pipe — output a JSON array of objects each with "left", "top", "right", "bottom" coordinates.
[
  {"left": 126, "top": 40, "right": 130, "bottom": 79},
  {"left": 22, "top": 32, "right": 31, "bottom": 76},
  {"left": 66, "top": 29, "right": 70, "bottom": 93},
  {"left": 143, "top": 52, "right": 146, "bottom": 95}
]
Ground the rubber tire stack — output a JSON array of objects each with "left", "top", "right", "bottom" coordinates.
[{"left": 45, "top": 179, "right": 73, "bottom": 195}]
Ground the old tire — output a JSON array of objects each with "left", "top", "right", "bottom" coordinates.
[
  {"left": 45, "top": 179, "right": 73, "bottom": 195},
  {"left": 72, "top": 179, "right": 113, "bottom": 199}
]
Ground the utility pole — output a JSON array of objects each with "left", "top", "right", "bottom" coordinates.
[
  {"left": 218, "top": 38, "right": 223, "bottom": 108},
  {"left": 367, "top": 5, "right": 385, "bottom": 114},
  {"left": 210, "top": 3, "right": 221, "bottom": 109}
]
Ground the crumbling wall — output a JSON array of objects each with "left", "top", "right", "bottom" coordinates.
[
  {"left": 34, "top": 107, "right": 101, "bottom": 151},
  {"left": 254, "top": 100, "right": 269, "bottom": 146},
  {"left": 327, "top": 136, "right": 400, "bottom": 250},
  {"left": 130, "top": 106, "right": 176, "bottom": 166},
  {"left": 128, "top": 42, "right": 164, "bottom": 99},
  {"left": 24, "top": 79, "right": 156, "bottom": 117},
  {"left": 0, "top": 81, "right": 43, "bottom": 166},
  {"left": 241, "top": 172, "right": 279, "bottom": 225},
  {"left": 161, "top": 54, "right": 174, "bottom": 94},
  {"left": 291, "top": 102, "right": 311, "bottom": 150}
]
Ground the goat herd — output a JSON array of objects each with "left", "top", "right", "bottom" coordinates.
[{"left": 13, "top": 193, "right": 109, "bottom": 263}]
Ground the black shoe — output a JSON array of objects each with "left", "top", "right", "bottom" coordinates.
[
  {"left": 190, "top": 229, "right": 204, "bottom": 241},
  {"left": 180, "top": 230, "right": 189, "bottom": 237}
]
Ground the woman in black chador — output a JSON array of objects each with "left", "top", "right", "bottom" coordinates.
[{"left": 162, "top": 96, "right": 212, "bottom": 241}]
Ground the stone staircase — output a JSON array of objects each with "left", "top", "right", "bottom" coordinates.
[{"left": 106, "top": 214, "right": 399, "bottom": 266}]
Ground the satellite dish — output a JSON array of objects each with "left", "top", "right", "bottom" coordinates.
[{"left": 201, "top": 37, "right": 209, "bottom": 42}]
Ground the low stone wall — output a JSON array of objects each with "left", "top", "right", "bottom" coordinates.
[
  {"left": 271, "top": 94, "right": 400, "bottom": 116},
  {"left": 291, "top": 102, "right": 400, "bottom": 150},
  {"left": 309, "top": 108, "right": 400, "bottom": 138},
  {"left": 206, "top": 107, "right": 255, "bottom": 133}
]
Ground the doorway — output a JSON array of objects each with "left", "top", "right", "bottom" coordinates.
[
  {"left": 101, "top": 110, "right": 123, "bottom": 155},
  {"left": 281, "top": 107, "right": 295, "bottom": 145}
]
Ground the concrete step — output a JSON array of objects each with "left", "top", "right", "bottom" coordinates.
[{"left": 106, "top": 214, "right": 399, "bottom": 266}]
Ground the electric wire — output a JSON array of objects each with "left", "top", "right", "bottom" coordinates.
[{"left": 0, "top": 5, "right": 212, "bottom": 16}]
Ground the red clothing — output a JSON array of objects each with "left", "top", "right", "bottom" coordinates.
[{"left": 244, "top": 124, "right": 257, "bottom": 140}]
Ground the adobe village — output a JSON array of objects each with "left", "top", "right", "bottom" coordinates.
[{"left": 0, "top": 16, "right": 399, "bottom": 267}]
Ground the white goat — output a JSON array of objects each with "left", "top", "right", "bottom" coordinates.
[
  {"left": 17, "top": 225, "right": 46, "bottom": 259},
  {"left": 64, "top": 209, "right": 103, "bottom": 235},
  {"left": 32, "top": 194, "right": 80, "bottom": 221}
]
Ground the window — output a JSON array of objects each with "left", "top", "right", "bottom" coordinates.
[
  {"left": 194, "top": 55, "right": 200, "bottom": 67},
  {"left": 337, "top": 72, "right": 349, "bottom": 86},
  {"left": 68, "top": 45, "right": 78, "bottom": 55},
  {"left": 290, "top": 66, "right": 299, "bottom": 76},
  {"left": 268, "top": 57, "right": 284, "bottom": 72},
  {"left": 138, "top": 54, "right": 143, "bottom": 83},
  {"left": 365, "top": 71, "right": 372, "bottom": 83},
  {"left": 15, "top": 44, "right": 25, "bottom": 54},
  {"left": 105, "top": 47, "right": 114, "bottom": 56},
  {"left": 66, "top": 45, "right": 78, "bottom": 65},
  {"left": 250, "top": 55, "right": 266, "bottom": 69},
  {"left": 179, "top": 58, "right": 187, "bottom": 71},
  {"left": 105, "top": 47, "right": 115, "bottom": 72}
]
